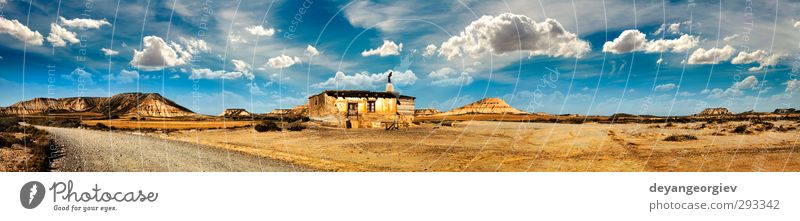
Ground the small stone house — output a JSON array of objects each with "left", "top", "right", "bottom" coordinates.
[{"left": 307, "top": 75, "right": 415, "bottom": 128}]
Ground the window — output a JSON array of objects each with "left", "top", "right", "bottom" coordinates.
[{"left": 367, "top": 101, "right": 376, "bottom": 113}]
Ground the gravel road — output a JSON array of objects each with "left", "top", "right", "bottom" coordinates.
[{"left": 40, "top": 126, "right": 310, "bottom": 172}]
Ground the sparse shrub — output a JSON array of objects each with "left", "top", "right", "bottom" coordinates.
[
  {"left": 254, "top": 121, "right": 281, "bottom": 132},
  {"left": 663, "top": 134, "right": 698, "bottom": 142},
  {"left": 440, "top": 120, "right": 455, "bottom": 127},
  {"left": 732, "top": 124, "right": 748, "bottom": 134},
  {"left": 664, "top": 122, "right": 674, "bottom": 128},
  {"left": 93, "top": 123, "right": 109, "bottom": 130},
  {"left": 286, "top": 122, "right": 306, "bottom": 131}
]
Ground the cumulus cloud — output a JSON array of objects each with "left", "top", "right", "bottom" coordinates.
[
  {"left": 61, "top": 68, "right": 94, "bottom": 85},
  {"left": 652, "top": 22, "right": 683, "bottom": 35},
  {"left": 245, "top": 25, "right": 275, "bottom": 37},
  {"left": 266, "top": 54, "right": 301, "bottom": 69},
  {"left": 785, "top": 79, "right": 800, "bottom": 94},
  {"left": 361, "top": 40, "right": 403, "bottom": 57},
  {"left": 794, "top": 21, "right": 800, "bottom": 29},
  {"left": 46, "top": 23, "right": 79, "bottom": 47},
  {"left": 703, "top": 75, "right": 759, "bottom": 98},
  {"left": 438, "top": 13, "right": 590, "bottom": 60},
  {"left": 0, "top": 17, "right": 44, "bottom": 45},
  {"left": 314, "top": 69, "right": 417, "bottom": 89},
  {"left": 428, "top": 67, "right": 473, "bottom": 86},
  {"left": 305, "top": 45, "right": 320, "bottom": 56},
  {"left": 603, "top": 29, "right": 698, "bottom": 54},
  {"left": 730, "top": 50, "right": 781, "bottom": 71},
  {"left": 130, "top": 36, "right": 208, "bottom": 71},
  {"left": 686, "top": 45, "right": 736, "bottom": 64},
  {"left": 189, "top": 68, "right": 246, "bottom": 80},
  {"left": 101, "top": 48, "right": 119, "bottom": 56},
  {"left": 732, "top": 75, "right": 759, "bottom": 90},
  {"left": 117, "top": 70, "right": 139, "bottom": 84},
  {"left": 230, "top": 59, "right": 254, "bottom": 80},
  {"left": 654, "top": 83, "right": 676, "bottom": 91},
  {"left": 58, "top": 16, "right": 110, "bottom": 29},
  {"left": 422, "top": 44, "right": 437, "bottom": 57}
]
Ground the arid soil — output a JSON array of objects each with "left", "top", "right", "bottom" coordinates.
[
  {"left": 147, "top": 120, "right": 800, "bottom": 172},
  {"left": 41, "top": 126, "right": 310, "bottom": 172},
  {"left": 82, "top": 119, "right": 257, "bottom": 130}
]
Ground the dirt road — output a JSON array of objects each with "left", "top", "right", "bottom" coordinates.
[{"left": 40, "top": 126, "right": 310, "bottom": 172}]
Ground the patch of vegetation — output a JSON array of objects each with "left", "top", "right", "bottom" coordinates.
[
  {"left": 254, "top": 121, "right": 281, "bottom": 132},
  {"left": 23, "top": 118, "right": 82, "bottom": 128},
  {"left": 286, "top": 122, "right": 306, "bottom": 131},
  {"left": 0, "top": 117, "right": 56, "bottom": 171},
  {"left": 663, "top": 134, "right": 698, "bottom": 142},
  {"left": 732, "top": 124, "right": 749, "bottom": 134}
]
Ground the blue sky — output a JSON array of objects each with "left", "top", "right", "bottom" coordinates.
[{"left": 0, "top": 0, "right": 798, "bottom": 116}]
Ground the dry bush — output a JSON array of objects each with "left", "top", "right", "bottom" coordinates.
[
  {"left": 663, "top": 134, "right": 698, "bottom": 142},
  {"left": 255, "top": 121, "right": 281, "bottom": 132},
  {"left": 286, "top": 122, "right": 306, "bottom": 131},
  {"left": 732, "top": 124, "right": 749, "bottom": 134}
]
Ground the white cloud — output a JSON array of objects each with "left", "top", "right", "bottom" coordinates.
[
  {"left": 794, "top": 21, "right": 800, "bottom": 29},
  {"left": 667, "top": 23, "right": 681, "bottom": 34},
  {"left": 654, "top": 83, "right": 676, "bottom": 91},
  {"left": 305, "top": 45, "right": 320, "bottom": 56},
  {"left": 723, "top": 34, "right": 739, "bottom": 42},
  {"left": 439, "top": 13, "right": 590, "bottom": 60},
  {"left": 361, "top": 40, "right": 403, "bottom": 57},
  {"left": 428, "top": 67, "right": 473, "bottom": 86},
  {"left": 785, "top": 79, "right": 800, "bottom": 94},
  {"left": 603, "top": 29, "right": 698, "bottom": 54},
  {"left": 61, "top": 68, "right": 94, "bottom": 85},
  {"left": 130, "top": 36, "right": 208, "bottom": 71},
  {"left": 731, "top": 50, "right": 781, "bottom": 71},
  {"left": 189, "top": 68, "right": 246, "bottom": 80},
  {"left": 46, "top": 23, "right": 79, "bottom": 47},
  {"left": 228, "top": 34, "right": 247, "bottom": 44},
  {"left": 266, "top": 54, "right": 301, "bottom": 69},
  {"left": 645, "top": 34, "right": 698, "bottom": 53},
  {"left": 732, "top": 75, "right": 759, "bottom": 90},
  {"left": 231, "top": 59, "right": 249, "bottom": 73},
  {"left": 230, "top": 59, "right": 254, "bottom": 80},
  {"left": 342, "top": 1, "right": 411, "bottom": 32},
  {"left": 0, "top": 17, "right": 44, "bottom": 46},
  {"left": 687, "top": 45, "right": 736, "bottom": 64},
  {"left": 603, "top": 30, "right": 646, "bottom": 53},
  {"left": 245, "top": 25, "right": 275, "bottom": 37},
  {"left": 422, "top": 44, "right": 437, "bottom": 57},
  {"left": 58, "top": 16, "right": 110, "bottom": 29},
  {"left": 101, "top": 48, "right": 119, "bottom": 56},
  {"left": 117, "top": 70, "right": 139, "bottom": 84},
  {"left": 314, "top": 69, "right": 417, "bottom": 89},
  {"left": 705, "top": 75, "right": 759, "bottom": 99}
]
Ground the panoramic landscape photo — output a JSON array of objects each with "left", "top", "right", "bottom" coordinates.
[{"left": 1, "top": 0, "right": 799, "bottom": 172}]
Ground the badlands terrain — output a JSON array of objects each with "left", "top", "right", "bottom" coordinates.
[{"left": 2, "top": 93, "right": 799, "bottom": 171}]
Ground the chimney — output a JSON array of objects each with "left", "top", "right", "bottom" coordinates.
[{"left": 385, "top": 71, "right": 394, "bottom": 92}]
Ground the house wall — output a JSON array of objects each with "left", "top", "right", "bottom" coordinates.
[{"left": 308, "top": 92, "right": 415, "bottom": 128}]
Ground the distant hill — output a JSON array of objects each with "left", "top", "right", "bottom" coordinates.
[
  {"left": 0, "top": 92, "right": 197, "bottom": 118},
  {"left": 440, "top": 98, "right": 526, "bottom": 115},
  {"left": 697, "top": 108, "right": 731, "bottom": 116},
  {"left": 219, "top": 108, "right": 253, "bottom": 117}
]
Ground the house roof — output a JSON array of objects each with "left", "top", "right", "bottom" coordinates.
[{"left": 310, "top": 90, "right": 415, "bottom": 99}]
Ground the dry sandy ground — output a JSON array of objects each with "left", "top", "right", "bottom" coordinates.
[
  {"left": 146, "top": 120, "right": 800, "bottom": 172},
  {"left": 41, "top": 126, "right": 310, "bottom": 172},
  {"left": 82, "top": 119, "right": 256, "bottom": 130}
]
